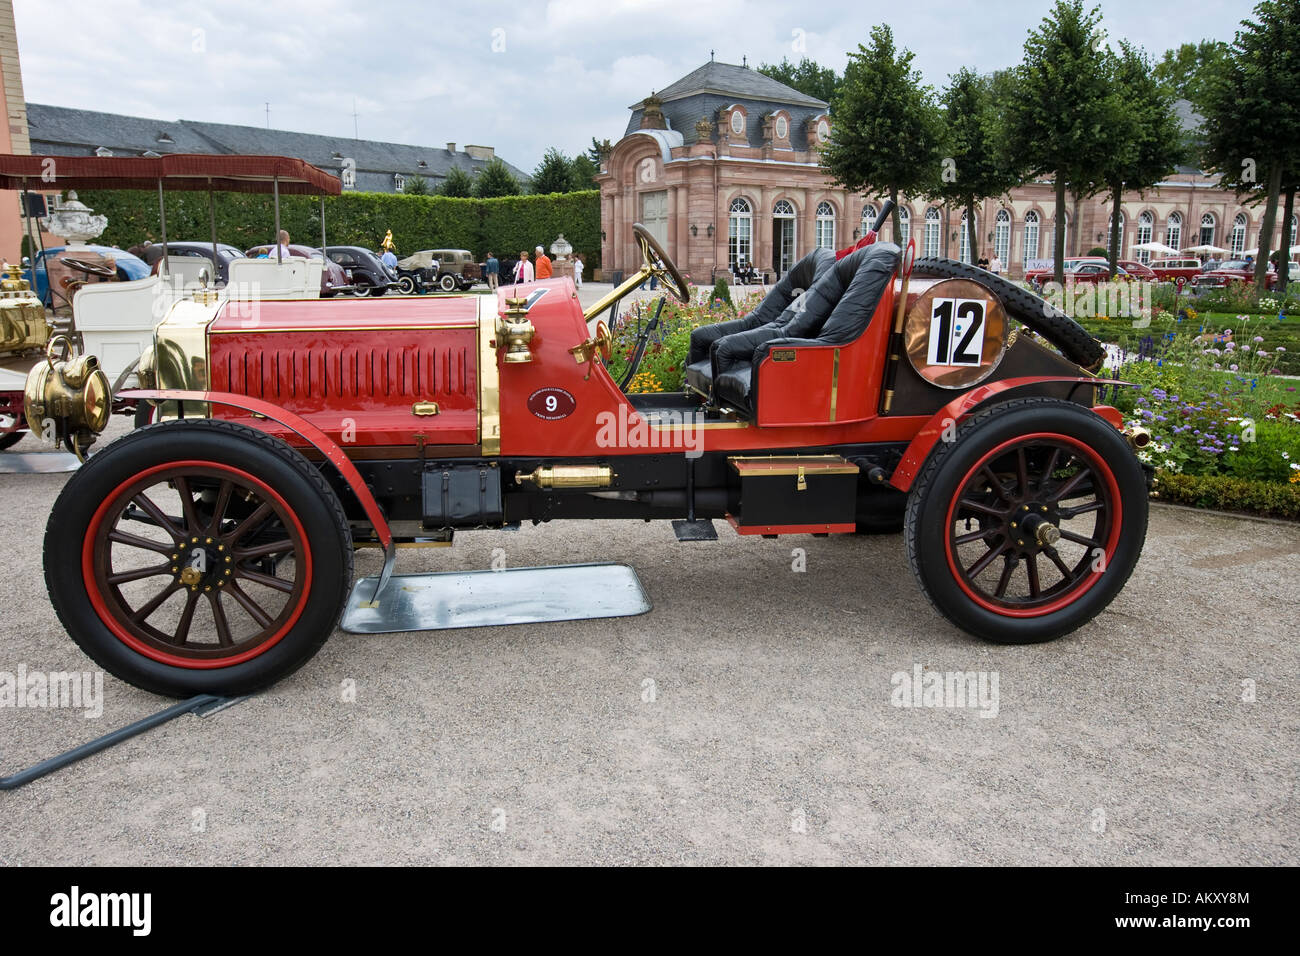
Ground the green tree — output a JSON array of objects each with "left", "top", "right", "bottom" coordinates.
[
  {"left": 438, "top": 166, "right": 474, "bottom": 197},
  {"left": 402, "top": 173, "right": 429, "bottom": 195},
  {"left": 1200, "top": 0, "right": 1300, "bottom": 291},
  {"left": 820, "top": 25, "right": 944, "bottom": 241},
  {"left": 531, "top": 147, "right": 576, "bottom": 194},
  {"left": 473, "top": 158, "right": 522, "bottom": 198},
  {"left": 758, "top": 56, "right": 842, "bottom": 103},
  {"left": 570, "top": 152, "right": 599, "bottom": 190},
  {"left": 1099, "top": 41, "right": 1184, "bottom": 276},
  {"left": 587, "top": 137, "right": 612, "bottom": 166},
  {"left": 934, "top": 68, "right": 1025, "bottom": 263},
  {"left": 1153, "top": 40, "right": 1229, "bottom": 107},
  {"left": 1006, "top": 0, "right": 1114, "bottom": 284}
]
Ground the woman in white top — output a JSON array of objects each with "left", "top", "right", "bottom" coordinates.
[{"left": 513, "top": 251, "right": 534, "bottom": 283}]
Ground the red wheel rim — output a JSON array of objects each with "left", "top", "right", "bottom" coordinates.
[
  {"left": 942, "top": 433, "right": 1122, "bottom": 618},
  {"left": 82, "top": 460, "right": 313, "bottom": 668}
]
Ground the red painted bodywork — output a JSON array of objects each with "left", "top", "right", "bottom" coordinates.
[
  {"left": 118, "top": 387, "right": 393, "bottom": 549},
  {"left": 207, "top": 297, "right": 479, "bottom": 448}
]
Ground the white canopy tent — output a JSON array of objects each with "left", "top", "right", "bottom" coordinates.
[
  {"left": 1131, "top": 241, "right": 1182, "bottom": 257},
  {"left": 1183, "top": 244, "right": 1229, "bottom": 255}
]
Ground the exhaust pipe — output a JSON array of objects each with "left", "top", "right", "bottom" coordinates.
[{"left": 1124, "top": 425, "right": 1152, "bottom": 450}]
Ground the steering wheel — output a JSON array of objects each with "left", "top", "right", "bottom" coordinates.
[
  {"left": 633, "top": 222, "right": 689, "bottom": 303},
  {"left": 60, "top": 257, "right": 117, "bottom": 279}
]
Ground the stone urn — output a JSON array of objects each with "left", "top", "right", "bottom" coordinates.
[{"left": 40, "top": 191, "right": 108, "bottom": 246}]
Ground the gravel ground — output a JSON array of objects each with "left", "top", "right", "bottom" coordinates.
[{"left": 0, "top": 422, "right": 1296, "bottom": 865}]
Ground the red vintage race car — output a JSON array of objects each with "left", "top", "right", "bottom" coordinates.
[{"left": 28, "top": 215, "right": 1151, "bottom": 698}]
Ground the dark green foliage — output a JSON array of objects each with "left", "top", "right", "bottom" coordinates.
[
  {"left": 709, "top": 277, "right": 732, "bottom": 310},
  {"left": 438, "top": 167, "right": 475, "bottom": 197},
  {"left": 473, "top": 158, "right": 522, "bottom": 198},
  {"left": 531, "top": 148, "right": 576, "bottom": 195},
  {"left": 401, "top": 174, "right": 429, "bottom": 195},
  {"left": 1154, "top": 472, "right": 1300, "bottom": 519},
  {"left": 757, "top": 56, "right": 842, "bottom": 103},
  {"left": 79, "top": 188, "right": 601, "bottom": 268}
]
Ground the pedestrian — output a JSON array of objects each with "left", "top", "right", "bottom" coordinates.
[
  {"left": 535, "top": 245, "right": 553, "bottom": 279},
  {"left": 573, "top": 252, "right": 584, "bottom": 288},
  {"left": 989, "top": 254, "right": 1003, "bottom": 276},
  {"left": 514, "top": 250, "right": 534, "bottom": 283},
  {"left": 271, "top": 229, "right": 292, "bottom": 261},
  {"left": 380, "top": 246, "right": 398, "bottom": 270},
  {"left": 485, "top": 251, "right": 499, "bottom": 291}
]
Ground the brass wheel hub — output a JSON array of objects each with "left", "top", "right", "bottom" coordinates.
[
  {"left": 169, "top": 535, "right": 233, "bottom": 594},
  {"left": 1005, "top": 504, "right": 1061, "bottom": 555}
]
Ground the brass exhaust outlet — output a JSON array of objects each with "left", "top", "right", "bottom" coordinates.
[
  {"left": 515, "top": 465, "right": 614, "bottom": 489},
  {"left": 1124, "top": 425, "right": 1152, "bottom": 450},
  {"left": 24, "top": 335, "right": 111, "bottom": 457}
]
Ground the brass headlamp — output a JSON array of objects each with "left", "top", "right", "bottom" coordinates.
[{"left": 24, "top": 335, "right": 112, "bottom": 458}]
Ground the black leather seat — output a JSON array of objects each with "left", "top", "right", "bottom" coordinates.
[
  {"left": 685, "top": 249, "right": 835, "bottom": 396},
  {"left": 711, "top": 242, "right": 901, "bottom": 415}
]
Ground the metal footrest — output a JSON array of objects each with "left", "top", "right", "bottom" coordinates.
[
  {"left": 0, "top": 452, "right": 80, "bottom": 473},
  {"left": 341, "top": 562, "right": 652, "bottom": 634},
  {"left": 672, "top": 518, "right": 718, "bottom": 541}
]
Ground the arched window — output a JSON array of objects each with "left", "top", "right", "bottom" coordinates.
[
  {"left": 1135, "top": 211, "right": 1154, "bottom": 264},
  {"left": 924, "top": 207, "right": 941, "bottom": 258},
  {"left": 1230, "top": 213, "right": 1248, "bottom": 255},
  {"left": 728, "top": 197, "right": 753, "bottom": 271},
  {"left": 1200, "top": 212, "right": 1216, "bottom": 248},
  {"left": 994, "top": 209, "right": 1011, "bottom": 264},
  {"left": 1109, "top": 211, "right": 1125, "bottom": 259},
  {"left": 815, "top": 201, "right": 836, "bottom": 249},
  {"left": 773, "top": 199, "right": 796, "bottom": 274},
  {"left": 958, "top": 210, "right": 977, "bottom": 264},
  {"left": 1022, "top": 210, "right": 1040, "bottom": 266},
  {"left": 1166, "top": 211, "right": 1182, "bottom": 251},
  {"left": 861, "top": 204, "right": 878, "bottom": 236},
  {"left": 897, "top": 206, "right": 911, "bottom": 247}
]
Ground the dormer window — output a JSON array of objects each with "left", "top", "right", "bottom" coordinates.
[
  {"left": 417, "top": 160, "right": 428, "bottom": 169},
  {"left": 156, "top": 132, "right": 174, "bottom": 144},
  {"left": 394, "top": 173, "right": 406, "bottom": 191},
  {"left": 94, "top": 146, "right": 112, "bottom": 157},
  {"left": 730, "top": 110, "right": 745, "bottom": 135}
]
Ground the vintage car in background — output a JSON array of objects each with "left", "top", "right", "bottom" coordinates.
[
  {"left": 1116, "top": 259, "right": 1156, "bottom": 281},
  {"left": 1026, "top": 259, "right": 1134, "bottom": 287},
  {"left": 22, "top": 245, "right": 151, "bottom": 309},
  {"left": 1149, "top": 258, "right": 1205, "bottom": 283},
  {"left": 1190, "top": 259, "right": 1279, "bottom": 292},
  {"left": 31, "top": 202, "right": 1153, "bottom": 699},
  {"left": 325, "top": 245, "right": 397, "bottom": 296},
  {"left": 246, "top": 243, "right": 354, "bottom": 297},
  {"left": 140, "top": 242, "right": 246, "bottom": 285},
  {"left": 393, "top": 250, "right": 442, "bottom": 294},
  {"left": 425, "top": 249, "right": 481, "bottom": 291}
]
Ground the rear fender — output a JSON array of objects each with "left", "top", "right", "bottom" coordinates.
[{"left": 888, "top": 376, "right": 1132, "bottom": 492}]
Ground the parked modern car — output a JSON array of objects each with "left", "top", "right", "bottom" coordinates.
[
  {"left": 245, "top": 243, "right": 354, "bottom": 297},
  {"left": 1191, "top": 259, "right": 1279, "bottom": 292},
  {"left": 138, "top": 241, "right": 245, "bottom": 284},
  {"left": 1149, "top": 258, "right": 1205, "bottom": 284},
  {"left": 21, "top": 245, "right": 150, "bottom": 308},
  {"left": 325, "top": 246, "right": 397, "bottom": 296}
]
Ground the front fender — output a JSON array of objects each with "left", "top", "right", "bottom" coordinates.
[{"left": 887, "top": 376, "right": 1132, "bottom": 493}]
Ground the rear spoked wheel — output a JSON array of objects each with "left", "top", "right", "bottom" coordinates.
[
  {"left": 46, "top": 419, "right": 353, "bottom": 697},
  {"left": 906, "top": 398, "right": 1148, "bottom": 643}
]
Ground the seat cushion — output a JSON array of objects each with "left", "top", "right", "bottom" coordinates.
[
  {"left": 714, "top": 366, "right": 753, "bottom": 412},
  {"left": 684, "top": 358, "right": 713, "bottom": 395}
]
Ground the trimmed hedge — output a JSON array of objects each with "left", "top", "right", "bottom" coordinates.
[
  {"left": 76, "top": 188, "right": 601, "bottom": 269},
  {"left": 1153, "top": 471, "right": 1300, "bottom": 520}
]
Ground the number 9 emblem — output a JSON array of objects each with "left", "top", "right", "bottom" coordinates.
[{"left": 904, "top": 278, "right": 1009, "bottom": 388}]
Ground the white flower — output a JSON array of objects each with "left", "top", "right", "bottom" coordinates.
[
  {"left": 1229, "top": 446, "right": 1239, "bottom": 452},
  {"left": 1291, "top": 462, "right": 1300, "bottom": 471},
  {"left": 1284, "top": 452, "right": 1292, "bottom": 460}
]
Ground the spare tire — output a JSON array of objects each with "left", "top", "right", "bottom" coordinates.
[{"left": 911, "top": 257, "right": 1105, "bottom": 370}]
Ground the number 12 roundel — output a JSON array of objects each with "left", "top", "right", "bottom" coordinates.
[{"left": 904, "top": 278, "right": 1009, "bottom": 389}]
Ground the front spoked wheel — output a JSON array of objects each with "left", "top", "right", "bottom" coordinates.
[
  {"left": 906, "top": 398, "right": 1148, "bottom": 643},
  {"left": 45, "top": 419, "right": 353, "bottom": 697}
]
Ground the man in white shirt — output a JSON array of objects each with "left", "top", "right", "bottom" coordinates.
[
  {"left": 989, "top": 255, "right": 1003, "bottom": 276},
  {"left": 271, "top": 230, "right": 292, "bottom": 261}
]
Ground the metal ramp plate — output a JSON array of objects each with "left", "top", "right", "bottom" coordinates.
[
  {"left": 0, "top": 452, "right": 81, "bottom": 473},
  {"left": 341, "top": 562, "right": 652, "bottom": 634}
]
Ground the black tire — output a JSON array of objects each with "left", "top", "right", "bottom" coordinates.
[
  {"left": 0, "top": 429, "right": 25, "bottom": 451},
  {"left": 368, "top": 284, "right": 387, "bottom": 297},
  {"left": 397, "top": 275, "right": 416, "bottom": 295},
  {"left": 351, "top": 279, "right": 371, "bottom": 297},
  {"left": 133, "top": 401, "right": 158, "bottom": 428},
  {"left": 439, "top": 274, "right": 457, "bottom": 292},
  {"left": 904, "top": 397, "right": 1147, "bottom": 643},
  {"left": 44, "top": 419, "right": 353, "bottom": 697},
  {"left": 911, "top": 257, "right": 1105, "bottom": 370}
]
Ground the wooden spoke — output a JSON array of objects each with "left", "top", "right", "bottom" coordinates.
[
  {"left": 1058, "top": 500, "right": 1104, "bottom": 519},
  {"left": 237, "top": 566, "right": 295, "bottom": 593},
  {"left": 107, "top": 563, "right": 172, "bottom": 586},
  {"left": 958, "top": 497, "right": 1007, "bottom": 518},
  {"left": 1059, "top": 529, "right": 1101, "bottom": 549},
  {"left": 130, "top": 581, "right": 182, "bottom": 623},
  {"left": 1016, "top": 446, "right": 1029, "bottom": 497},
  {"left": 993, "top": 557, "right": 1016, "bottom": 598},
  {"left": 131, "top": 493, "right": 186, "bottom": 542},
  {"left": 224, "top": 501, "right": 273, "bottom": 545},
  {"left": 1048, "top": 467, "right": 1092, "bottom": 502},
  {"left": 226, "top": 581, "right": 274, "bottom": 629},
  {"left": 108, "top": 528, "right": 175, "bottom": 555},
  {"left": 1026, "top": 554, "right": 1041, "bottom": 598},
  {"left": 172, "top": 590, "right": 201, "bottom": 645},
  {"left": 1044, "top": 546, "right": 1074, "bottom": 579},
  {"left": 981, "top": 466, "right": 1012, "bottom": 501},
  {"left": 234, "top": 539, "right": 295, "bottom": 561},
  {"left": 966, "top": 541, "right": 1008, "bottom": 578},
  {"left": 173, "top": 476, "right": 201, "bottom": 532},
  {"left": 208, "top": 592, "right": 235, "bottom": 647},
  {"left": 954, "top": 526, "right": 999, "bottom": 546},
  {"left": 207, "top": 479, "right": 235, "bottom": 535}
]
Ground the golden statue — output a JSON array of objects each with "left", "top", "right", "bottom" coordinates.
[{"left": 381, "top": 229, "right": 395, "bottom": 253}]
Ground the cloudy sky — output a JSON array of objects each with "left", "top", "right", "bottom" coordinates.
[{"left": 14, "top": 0, "right": 1259, "bottom": 173}]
